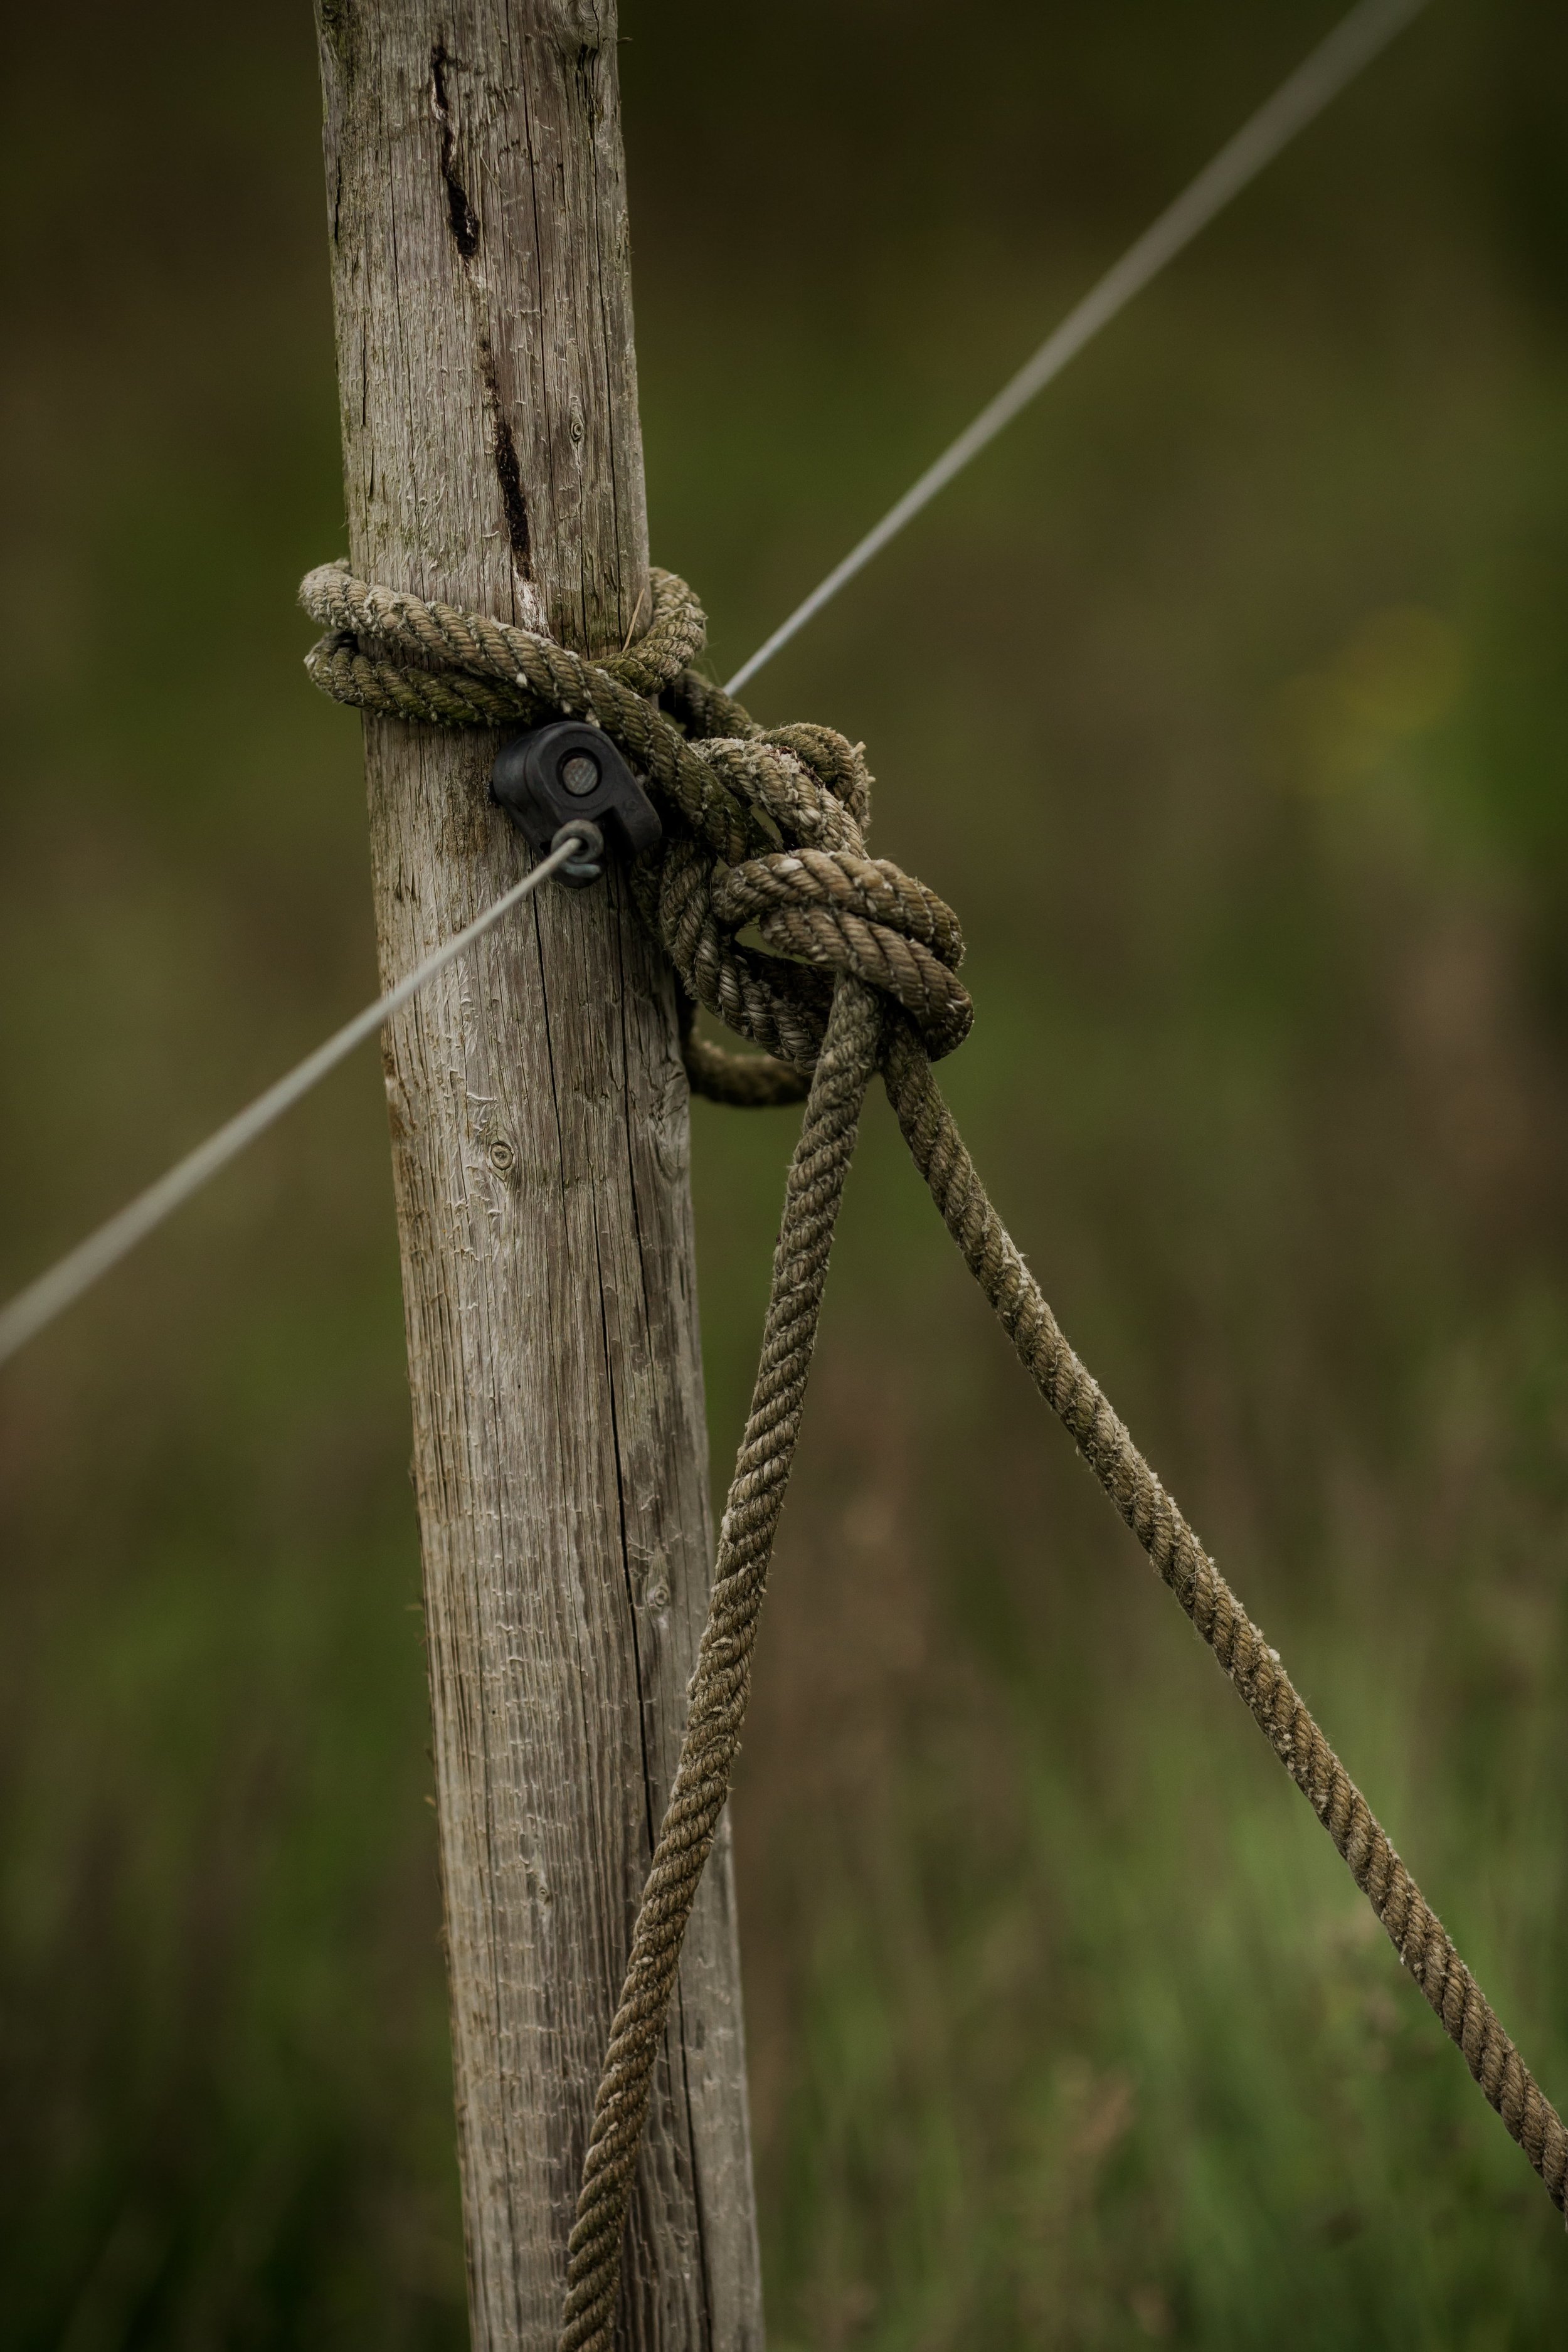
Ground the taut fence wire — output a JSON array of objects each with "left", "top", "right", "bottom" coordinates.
[
  {"left": 0, "top": 0, "right": 1429, "bottom": 1367},
  {"left": 0, "top": 837, "right": 588, "bottom": 1366},
  {"left": 724, "top": 0, "right": 1433, "bottom": 697}
]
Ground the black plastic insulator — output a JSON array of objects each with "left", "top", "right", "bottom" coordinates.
[
  {"left": 552, "top": 819, "right": 605, "bottom": 886},
  {"left": 490, "top": 721, "right": 660, "bottom": 889}
]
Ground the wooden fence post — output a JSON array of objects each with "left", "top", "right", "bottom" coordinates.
[{"left": 310, "top": 8, "right": 765, "bottom": 2346}]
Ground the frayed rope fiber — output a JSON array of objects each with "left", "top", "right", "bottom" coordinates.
[{"left": 301, "top": 560, "right": 1568, "bottom": 2348}]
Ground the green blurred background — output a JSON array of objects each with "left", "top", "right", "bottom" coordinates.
[{"left": 3, "top": 0, "right": 1567, "bottom": 2341}]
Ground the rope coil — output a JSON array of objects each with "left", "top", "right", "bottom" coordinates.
[
  {"left": 302, "top": 558, "right": 1567, "bottom": 2350},
  {"left": 300, "top": 561, "right": 971, "bottom": 1086}
]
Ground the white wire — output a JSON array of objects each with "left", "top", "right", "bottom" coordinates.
[
  {"left": 724, "top": 0, "right": 1432, "bottom": 698},
  {"left": 0, "top": 837, "right": 584, "bottom": 1370},
  {"left": 0, "top": 0, "right": 1432, "bottom": 1370}
]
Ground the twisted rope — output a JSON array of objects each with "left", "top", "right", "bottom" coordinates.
[
  {"left": 300, "top": 561, "right": 971, "bottom": 1087},
  {"left": 881, "top": 1020, "right": 1568, "bottom": 2218},
  {"left": 562, "top": 975, "right": 882, "bottom": 2350},
  {"left": 302, "top": 559, "right": 1567, "bottom": 2348}
]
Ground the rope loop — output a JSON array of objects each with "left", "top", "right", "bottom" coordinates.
[
  {"left": 299, "top": 561, "right": 973, "bottom": 1086},
  {"left": 301, "top": 551, "right": 1568, "bottom": 2352}
]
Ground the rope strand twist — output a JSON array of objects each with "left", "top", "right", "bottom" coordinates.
[
  {"left": 302, "top": 558, "right": 1567, "bottom": 2349},
  {"left": 301, "top": 560, "right": 972, "bottom": 1087}
]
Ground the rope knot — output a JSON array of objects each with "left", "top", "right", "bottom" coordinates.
[
  {"left": 711, "top": 845, "right": 970, "bottom": 1059},
  {"left": 299, "top": 561, "right": 973, "bottom": 1084},
  {"left": 298, "top": 553, "right": 1568, "bottom": 2352}
]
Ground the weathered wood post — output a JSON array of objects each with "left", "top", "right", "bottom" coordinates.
[{"left": 310, "top": 8, "right": 765, "bottom": 2346}]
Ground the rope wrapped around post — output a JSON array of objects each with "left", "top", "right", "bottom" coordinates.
[
  {"left": 301, "top": 559, "right": 971, "bottom": 1091},
  {"left": 301, "top": 559, "right": 1567, "bottom": 2349}
]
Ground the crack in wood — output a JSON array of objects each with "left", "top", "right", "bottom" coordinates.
[
  {"left": 430, "top": 44, "right": 481, "bottom": 261},
  {"left": 478, "top": 336, "right": 534, "bottom": 577}
]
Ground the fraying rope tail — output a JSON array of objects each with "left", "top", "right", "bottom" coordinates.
[{"left": 301, "top": 560, "right": 1568, "bottom": 2350}]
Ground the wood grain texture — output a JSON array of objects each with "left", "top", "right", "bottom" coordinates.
[{"left": 311, "top": 8, "right": 764, "bottom": 2345}]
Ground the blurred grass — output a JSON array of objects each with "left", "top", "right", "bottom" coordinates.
[{"left": 2, "top": 0, "right": 1567, "bottom": 2343}]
